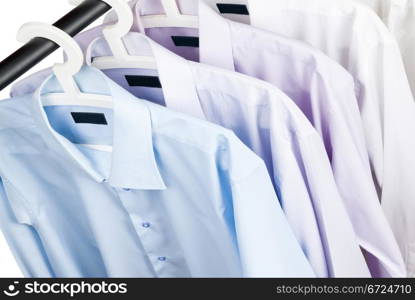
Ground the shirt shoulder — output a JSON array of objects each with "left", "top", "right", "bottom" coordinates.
[
  {"left": 189, "top": 60, "right": 318, "bottom": 139},
  {"left": 267, "top": 0, "right": 395, "bottom": 45},
  {"left": 144, "top": 100, "right": 266, "bottom": 181},
  {"left": 229, "top": 19, "right": 356, "bottom": 93},
  {"left": 0, "top": 95, "right": 35, "bottom": 130},
  {"left": 270, "top": 0, "right": 373, "bottom": 16}
]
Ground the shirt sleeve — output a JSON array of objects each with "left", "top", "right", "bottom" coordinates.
[
  {"left": 380, "top": 40, "right": 415, "bottom": 277},
  {"left": 312, "top": 69, "right": 406, "bottom": 277},
  {"left": 297, "top": 132, "right": 371, "bottom": 277},
  {"left": 230, "top": 160, "right": 315, "bottom": 277},
  {"left": 0, "top": 177, "right": 54, "bottom": 277}
]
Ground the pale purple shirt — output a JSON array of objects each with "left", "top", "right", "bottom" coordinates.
[{"left": 197, "top": 2, "right": 404, "bottom": 278}]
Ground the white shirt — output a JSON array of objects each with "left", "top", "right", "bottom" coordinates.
[
  {"left": 354, "top": 0, "right": 415, "bottom": 98},
  {"left": 246, "top": 0, "right": 415, "bottom": 277}
]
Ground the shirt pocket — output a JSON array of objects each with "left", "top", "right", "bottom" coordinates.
[{"left": 1, "top": 178, "right": 34, "bottom": 226}]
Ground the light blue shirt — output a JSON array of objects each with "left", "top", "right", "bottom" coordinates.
[{"left": 0, "top": 66, "right": 314, "bottom": 278}]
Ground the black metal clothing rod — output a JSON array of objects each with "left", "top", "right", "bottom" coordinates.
[{"left": 0, "top": 0, "right": 111, "bottom": 91}]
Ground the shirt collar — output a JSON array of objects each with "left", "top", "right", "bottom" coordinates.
[
  {"left": 85, "top": 32, "right": 206, "bottom": 120},
  {"left": 198, "top": 1, "right": 236, "bottom": 72},
  {"left": 31, "top": 66, "right": 166, "bottom": 190},
  {"left": 126, "top": 0, "right": 236, "bottom": 71}
]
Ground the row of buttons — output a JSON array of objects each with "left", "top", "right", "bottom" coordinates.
[
  {"left": 140, "top": 222, "right": 167, "bottom": 262},
  {"left": 120, "top": 187, "right": 167, "bottom": 263}
]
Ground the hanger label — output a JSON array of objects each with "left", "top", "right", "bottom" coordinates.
[
  {"left": 125, "top": 75, "right": 162, "bottom": 88},
  {"left": 216, "top": 3, "right": 249, "bottom": 15},
  {"left": 171, "top": 36, "right": 200, "bottom": 48},
  {"left": 71, "top": 112, "right": 108, "bottom": 125}
]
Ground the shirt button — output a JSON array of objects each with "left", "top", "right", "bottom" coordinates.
[
  {"left": 158, "top": 257, "right": 167, "bottom": 262},
  {"left": 142, "top": 222, "right": 151, "bottom": 228}
]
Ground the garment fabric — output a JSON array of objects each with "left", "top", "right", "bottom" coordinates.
[
  {"left": 0, "top": 66, "right": 316, "bottom": 277},
  {"left": 80, "top": 32, "right": 369, "bottom": 277},
  {"left": 242, "top": 0, "right": 415, "bottom": 277},
  {"left": 354, "top": 0, "right": 415, "bottom": 98},
  {"left": 7, "top": 0, "right": 376, "bottom": 277},
  {"left": 99, "top": 0, "right": 404, "bottom": 278}
]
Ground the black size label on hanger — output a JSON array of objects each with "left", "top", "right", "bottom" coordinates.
[
  {"left": 125, "top": 75, "right": 162, "bottom": 88},
  {"left": 216, "top": 3, "right": 249, "bottom": 15},
  {"left": 171, "top": 36, "right": 200, "bottom": 47},
  {"left": 71, "top": 112, "right": 108, "bottom": 125}
]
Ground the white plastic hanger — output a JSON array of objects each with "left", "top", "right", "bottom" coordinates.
[
  {"left": 17, "top": 22, "right": 113, "bottom": 153},
  {"left": 17, "top": 22, "right": 113, "bottom": 109},
  {"left": 70, "top": 0, "right": 157, "bottom": 70},
  {"left": 140, "top": 0, "right": 198, "bottom": 29},
  {"left": 70, "top": 0, "right": 198, "bottom": 29},
  {"left": 108, "top": 0, "right": 251, "bottom": 28}
]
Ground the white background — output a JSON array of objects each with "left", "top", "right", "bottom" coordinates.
[{"left": 0, "top": 0, "right": 104, "bottom": 277}]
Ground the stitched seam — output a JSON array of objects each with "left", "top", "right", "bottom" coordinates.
[
  {"left": 154, "top": 131, "right": 228, "bottom": 155},
  {"left": 230, "top": 163, "right": 266, "bottom": 185}
]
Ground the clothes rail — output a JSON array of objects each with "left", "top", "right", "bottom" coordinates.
[{"left": 0, "top": 0, "right": 111, "bottom": 91}]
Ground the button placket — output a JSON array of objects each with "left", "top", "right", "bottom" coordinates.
[
  {"left": 115, "top": 191, "right": 172, "bottom": 276},
  {"left": 152, "top": 254, "right": 169, "bottom": 275},
  {"left": 128, "top": 214, "right": 169, "bottom": 271}
]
